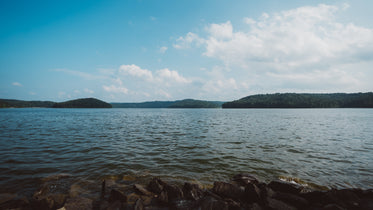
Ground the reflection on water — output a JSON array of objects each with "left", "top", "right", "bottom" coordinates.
[{"left": 0, "top": 108, "right": 372, "bottom": 196}]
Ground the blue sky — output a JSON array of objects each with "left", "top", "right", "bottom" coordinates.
[{"left": 1, "top": 0, "right": 373, "bottom": 102}]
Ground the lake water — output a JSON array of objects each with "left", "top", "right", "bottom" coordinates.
[{"left": 0, "top": 108, "right": 372, "bottom": 196}]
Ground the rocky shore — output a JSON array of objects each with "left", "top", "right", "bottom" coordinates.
[{"left": 1, "top": 173, "right": 372, "bottom": 210}]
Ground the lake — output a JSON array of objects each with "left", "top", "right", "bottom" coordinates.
[{"left": 0, "top": 108, "right": 372, "bottom": 196}]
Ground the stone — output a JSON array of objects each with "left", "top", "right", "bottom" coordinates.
[
  {"left": 272, "top": 192, "right": 309, "bottom": 208},
  {"left": 199, "top": 196, "right": 229, "bottom": 210},
  {"left": 266, "top": 197, "right": 297, "bottom": 210},
  {"left": 182, "top": 182, "right": 204, "bottom": 201},
  {"left": 134, "top": 184, "right": 152, "bottom": 196},
  {"left": 232, "top": 173, "right": 259, "bottom": 186},
  {"left": 212, "top": 181, "right": 245, "bottom": 201},
  {"left": 134, "top": 198, "right": 144, "bottom": 210},
  {"left": 108, "top": 189, "right": 127, "bottom": 203},
  {"left": 243, "top": 183, "right": 262, "bottom": 204},
  {"left": 62, "top": 196, "right": 93, "bottom": 210},
  {"left": 322, "top": 203, "right": 345, "bottom": 210},
  {"left": 163, "top": 183, "right": 184, "bottom": 202},
  {"left": 268, "top": 180, "right": 303, "bottom": 194},
  {"left": 148, "top": 178, "right": 165, "bottom": 194}
]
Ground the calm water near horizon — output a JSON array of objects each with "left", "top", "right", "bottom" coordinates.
[{"left": 0, "top": 108, "right": 372, "bottom": 196}]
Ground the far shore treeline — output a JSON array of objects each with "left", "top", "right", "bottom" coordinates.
[{"left": 1, "top": 92, "right": 373, "bottom": 108}]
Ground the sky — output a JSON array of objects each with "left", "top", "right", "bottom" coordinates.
[{"left": 1, "top": 0, "right": 373, "bottom": 102}]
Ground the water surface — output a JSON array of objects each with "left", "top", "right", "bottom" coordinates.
[{"left": 0, "top": 108, "right": 372, "bottom": 196}]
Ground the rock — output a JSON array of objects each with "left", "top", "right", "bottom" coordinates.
[
  {"left": 300, "top": 190, "right": 329, "bottom": 205},
  {"left": 105, "top": 200, "right": 122, "bottom": 210},
  {"left": 134, "top": 184, "right": 152, "bottom": 196},
  {"left": 243, "top": 183, "right": 262, "bottom": 204},
  {"left": 62, "top": 196, "right": 93, "bottom": 210},
  {"left": 268, "top": 180, "right": 303, "bottom": 195},
  {"left": 272, "top": 192, "right": 309, "bottom": 208},
  {"left": 182, "top": 182, "right": 204, "bottom": 201},
  {"left": 232, "top": 173, "right": 259, "bottom": 186},
  {"left": 108, "top": 189, "right": 127, "bottom": 203},
  {"left": 199, "top": 196, "right": 229, "bottom": 210},
  {"left": 31, "top": 193, "right": 67, "bottom": 210},
  {"left": 266, "top": 197, "right": 297, "bottom": 210},
  {"left": 134, "top": 198, "right": 144, "bottom": 210},
  {"left": 148, "top": 178, "right": 165, "bottom": 194},
  {"left": 325, "top": 189, "right": 361, "bottom": 209},
  {"left": 163, "top": 183, "right": 184, "bottom": 202},
  {"left": 322, "top": 203, "right": 345, "bottom": 210},
  {"left": 212, "top": 181, "right": 245, "bottom": 201}
]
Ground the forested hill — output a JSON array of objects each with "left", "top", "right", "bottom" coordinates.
[
  {"left": 0, "top": 99, "right": 55, "bottom": 108},
  {"left": 222, "top": 93, "right": 373, "bottom": 108},
  {"left": 52, "top": 98, "right": 112, "bottom": 108},
  {"left": 111, "top": 99, "right": 223, "bottom": 108}
]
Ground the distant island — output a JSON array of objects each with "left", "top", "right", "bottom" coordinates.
[
  {"left": 222, "top": 92, "right": 373, "bottom": 108},
  {"left": 52, "top": 98, "right": 112, "bottom": 108},
  {"left": 111, "top": 99, "right": 223, "bottom": 108},
  {"left": 2, "top": 93, "right": 373, "bottom": 109},
  {"left": 0, "top": 98, "right": 112, "bottom": 108}
]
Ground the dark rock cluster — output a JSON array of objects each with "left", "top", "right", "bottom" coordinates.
[{"left": 1, "top": 173, "right": 372, "bottom": 210}]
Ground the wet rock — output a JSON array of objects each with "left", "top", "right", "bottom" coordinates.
[
  {"left": 31, "top": 193, "right": 67, "bottom": 210},
  {"left": 134, "top": 198, "right": 144, "bottom": 210},
  {"left": 199, "top": 196, "right": 229, "bottom": 210},
  {"left": 272, "top": 191, "right": 309, "bottom": 208},
  {"left": 148, "top": 178, "right": 165, "bottom": 194},
  {"left": 300, "top": 190, "right": 329, "bottom": 205},
  {"left": 322, "top": 203, "right": 345, "bottom": 210},
  {"left": 134, "top": 184, "right": 152, "bottom": 196},
  {"left": 325, "top": 189, "right": 361, "bottom": 209},
  {"left": 268, "top": 180, "right": 303, "bottom": 195},
  {"left": 212, "top": 181, "right": 245, "bottom": 201},
  {"left": 182, "top": 182, "right": 204, "bottom": 201},
  {"left": 163, "top": 183, "right": 184, "bottom": 202},
  {"left": 266, "top": 197, "right": 297, "bottom": 210},
  {"left": 243, "top": 183, "right": 262, "bottom": 204},
  {"left": 105, "top": 200, "right": 122, "bottom": 210},
  {"left": 61, "top": 196, "right": 93, "bottom": 210},
  {"left": 232, "top": 173, "right": 259, "bottom": 186},
  {"left": 108, "top": 189, "right": 127, "bottom": 203}
]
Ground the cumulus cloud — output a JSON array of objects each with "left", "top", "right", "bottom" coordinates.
[
  {"left": 174, "top": 3, "right": 373, "bottom": 94},
  {"left": 156, "top": 68, "right": 191, "bottom": 84},
  {"left": 173, "top": 32, "right": 205, "bottom": 49},
  {"left": 119, "top": 64, "right": 153, "bottom": 81}
]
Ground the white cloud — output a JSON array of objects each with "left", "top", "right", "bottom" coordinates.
[
  {"left": 203, "top": 4, "right": 373, "bottom": 70},
  {"left": 156, "top": 68, "right": 191, "bottom": 84},
  {"left": 173, "top": 32, "right": 204, "bottom": 49},
  {"left": 119, "top": 64, "right": 153, "bottom": 81},
  {"left": 174, "top": 3, "right": 373, "bottom": 94},
  {"left": 102, "top": 85, "right": 129, "bottom": 94},
  {"left": 159, "top": 46, "right": 168, "bottom": 53},
  {"left": 12, "top": 82, "right": 22, "bottom": 87},
  {"left": 206, "top": 21, "right": 233, "bottom": 39}
]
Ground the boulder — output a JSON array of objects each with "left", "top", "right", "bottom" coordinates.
[
  {"left": 268, "top": 180, "right": 303, "bottom": 194},
  {"left": 199, "top": 196, "right": 229, "bottom": 210},
  {"left": 134, "top": 184, "right": 152, "bottom": 196},
  {"left": 108, "top": 189, "right": 127, "bottom": 203},
  {"left": 243, "top": 183, "right": 262, "bottom": 204},
  {"left": 272, "top": 191, "right": 309, "bottom": 208},
  {"left": 61, "top": 196, "right": 93, "bottom": 210},
  {"left": 148, "top": 178, "right": 165, "bottom": 194},
  {"left": 182, "top": 182, "right": 204, "bottom": 201},
  {"left": 232, "top": 173, "right": 259, "bottom": 186},
  {"left": 266, "top": 197, "right": 297, "bottom": 210},
  {"left": 212, "top": 181, "right": 245, "bottom": 201}
]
